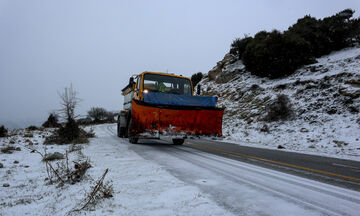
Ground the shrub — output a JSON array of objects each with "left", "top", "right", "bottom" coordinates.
[
  {"left": 45, "top": 118, "right": 86, "bottom": 144},
  {"left": 0, "top": 125, "right": 7, "bottom": 137},
  {"left": 58, "top": 118, "right": 80, "bottom": 142},
  {"left": 242, "top": 30, "right": 311, "bottom": 78},
  {"left": 191, "top": 72, "right": 203, "bottom": 87},
  {"left": 42, "top": 113, "right": 61, "bottom": 128},
  {"left": 44, "top": 123, "right": 94, "bottom": 145},
  {"left": 233, "top": 9, "right": 359, "bottom": 78},
  {"left": 27, "top": 125, "right": 38, "bottom": 131},
  {"left": 230, "top": 36, "right": 253, "bottom": 59},
  {"left": 1, "top": 146, "right": 16, "bottom": 154},
  {"left": 287, "top": 15, "right": 329, "bottom": 57},
  {"left": 265, "top": 94, "right": 294, "bottom": 121}
]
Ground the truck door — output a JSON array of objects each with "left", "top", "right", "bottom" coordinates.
[{"left": 131, "top": 76, "right": 160, "bottom": 136}]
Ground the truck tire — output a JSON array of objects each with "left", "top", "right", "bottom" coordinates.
[
  {"left": 117, "top": 122, "right": 121, "bottom": 137},
  {"left": 128, "top": 118, "right": 138, "bottom": 144},
  {"left": 172, "top": 138, "right": 184, "bottom": 145},
  {"left": 117, "top": 118, "right": 126, "bottom": 138}
]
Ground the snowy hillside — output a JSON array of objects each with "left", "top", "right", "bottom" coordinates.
[{"left": 199, "top": 47, "right": 360, "bottom": 161}]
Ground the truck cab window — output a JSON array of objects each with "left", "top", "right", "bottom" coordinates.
[
  {"left": 137, "top": 77, "right": 141, "bottom": 90},
  {"left": 143, "top": 73, "right": 192, "bottom": 95}
]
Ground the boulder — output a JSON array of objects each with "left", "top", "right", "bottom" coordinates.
[{"left": 208, "top": 53, "right": 237, "bottom": 81}]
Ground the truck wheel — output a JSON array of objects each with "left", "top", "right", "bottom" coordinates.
[
  {"left": 129, "top": 137, "right": 138, "bottom": 144},
  {"left": 128, "top": 119, "right": 138, "bottom": 144},
  {"left": 117, "top": 122, "right": 126, "bottom": 138},
  {"left": 120, "top": 128, "right": 126, "bottom": 137},
  {"left": 172, "top": 138, "right": 184, "bottom": 145},
  {"left": 117, "top": 123, "right": 121, "bottom": 137}
]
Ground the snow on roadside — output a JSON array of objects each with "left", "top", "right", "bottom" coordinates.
[{"left": 0, "top": 124, "right": 233, "bottom": 216}]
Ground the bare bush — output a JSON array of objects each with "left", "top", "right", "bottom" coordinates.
[
  {"left": 44, "top": 85, "right": 94, "bottom": 144},
  {"left": 88, "top": 107, "right": 108, "bottom": 122},
  {"left": 31, "top": 148, "right": 91, "bottom": 185},
  {"left": 87, "top": 107, "right": 116, "bottom": 124},
  {"left": 70, "top": 169, "right": 112, "bottom": 213},
  {"left": 265, "top": 94, "right": 294, "bottom": 121},
  {"left": 59, "top": 84, "right": 81, "bottom": 121}
]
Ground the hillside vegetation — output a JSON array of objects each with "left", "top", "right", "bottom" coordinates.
[{"left": 229, "top": 9, "right": 360, "bottom": 78}]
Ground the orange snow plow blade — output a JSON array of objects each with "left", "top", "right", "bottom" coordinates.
[{"left": 130, "top": 100, "right": 224, "bottom": 137}]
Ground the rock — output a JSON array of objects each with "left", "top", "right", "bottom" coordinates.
[
  {"left": 14, "top": 160, "right": 19, "bottom": 164},
  {"left": 333, "top": 140, "right": 348, "bottom": 147},
  {"left": 326, "top": 108, "right": 337, "bottom": 115},
  {"left": 300, "top": 128, "right": 309, "bottom": 133},
  {"left": 305, "top": 83, "right": 316, "bottom": 89},
  {"left": 348, "top": 106, "right": 359, "bottom": 114},
  {"left": 339, "top": 87, "right": 360, "bottom": 99},
  {"left": 9, "top": 140, "right": 15, "bottom": 144},
  {"left": 275, "top": 84, "right": 287, "bottom": 90},
  {"left": 208, "top": 53, "right": 237, "bottom": 81},
  {"left": 25, "top": 139, "right": 33, "bottom": 145},
  {"left": 208, "top": 66, "right": 222, "bottom": 81},
  {"left": 215, "top": 72, "right": 235, "bottom": 84},
  {"left": 277, "top": 145, "right": 285, "bottom": 149},
  {"left": 15, "top": 147, "right": 21, "bottom": 151},
  {"left": 0, "top": 163, "right": 3, "bottom": 168},
  {"left": 260, "top": 124, "right": 270, "bottom": 133},
  {"left": 3, "top": 183, "right": 10, "bottom": 187}
]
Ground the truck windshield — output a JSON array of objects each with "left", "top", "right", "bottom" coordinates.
[{"left": 143, "top": 73, "right": 192, "bottom": 95}]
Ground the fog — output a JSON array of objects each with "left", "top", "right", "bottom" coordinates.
[{"left": 0, "top": 0, "right": 359, "bottom": 128}]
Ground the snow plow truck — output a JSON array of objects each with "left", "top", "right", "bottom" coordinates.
[{"left": 117, "top": 71, "right": 224, "bottom": 144}]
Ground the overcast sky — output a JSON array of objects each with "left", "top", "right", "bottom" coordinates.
[{"left": 1, "top": 0, "right": 359, "bottom": 128}]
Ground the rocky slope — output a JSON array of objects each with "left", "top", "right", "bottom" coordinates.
[{"left": 199, "top": 46, "right": 360, "bottom": 160}]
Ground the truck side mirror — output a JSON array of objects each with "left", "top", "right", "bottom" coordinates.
[
  {"left": 129, "top": 77, "right": 134, "bottom": 85},
  {"left": 197, "top": 84, "right": 201, "bottom": 95}
]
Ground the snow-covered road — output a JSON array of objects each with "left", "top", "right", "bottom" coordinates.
[{"left": 105, "top": 124, "right": 360, "bottom": 216}]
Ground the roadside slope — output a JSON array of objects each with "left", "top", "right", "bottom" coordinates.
[{"left": 199, "top": 47, "right": 360, "bottom": 161}]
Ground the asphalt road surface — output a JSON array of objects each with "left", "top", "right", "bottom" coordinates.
[{"left": 183, "top": 138, "right": 360, "bottom": 192}]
